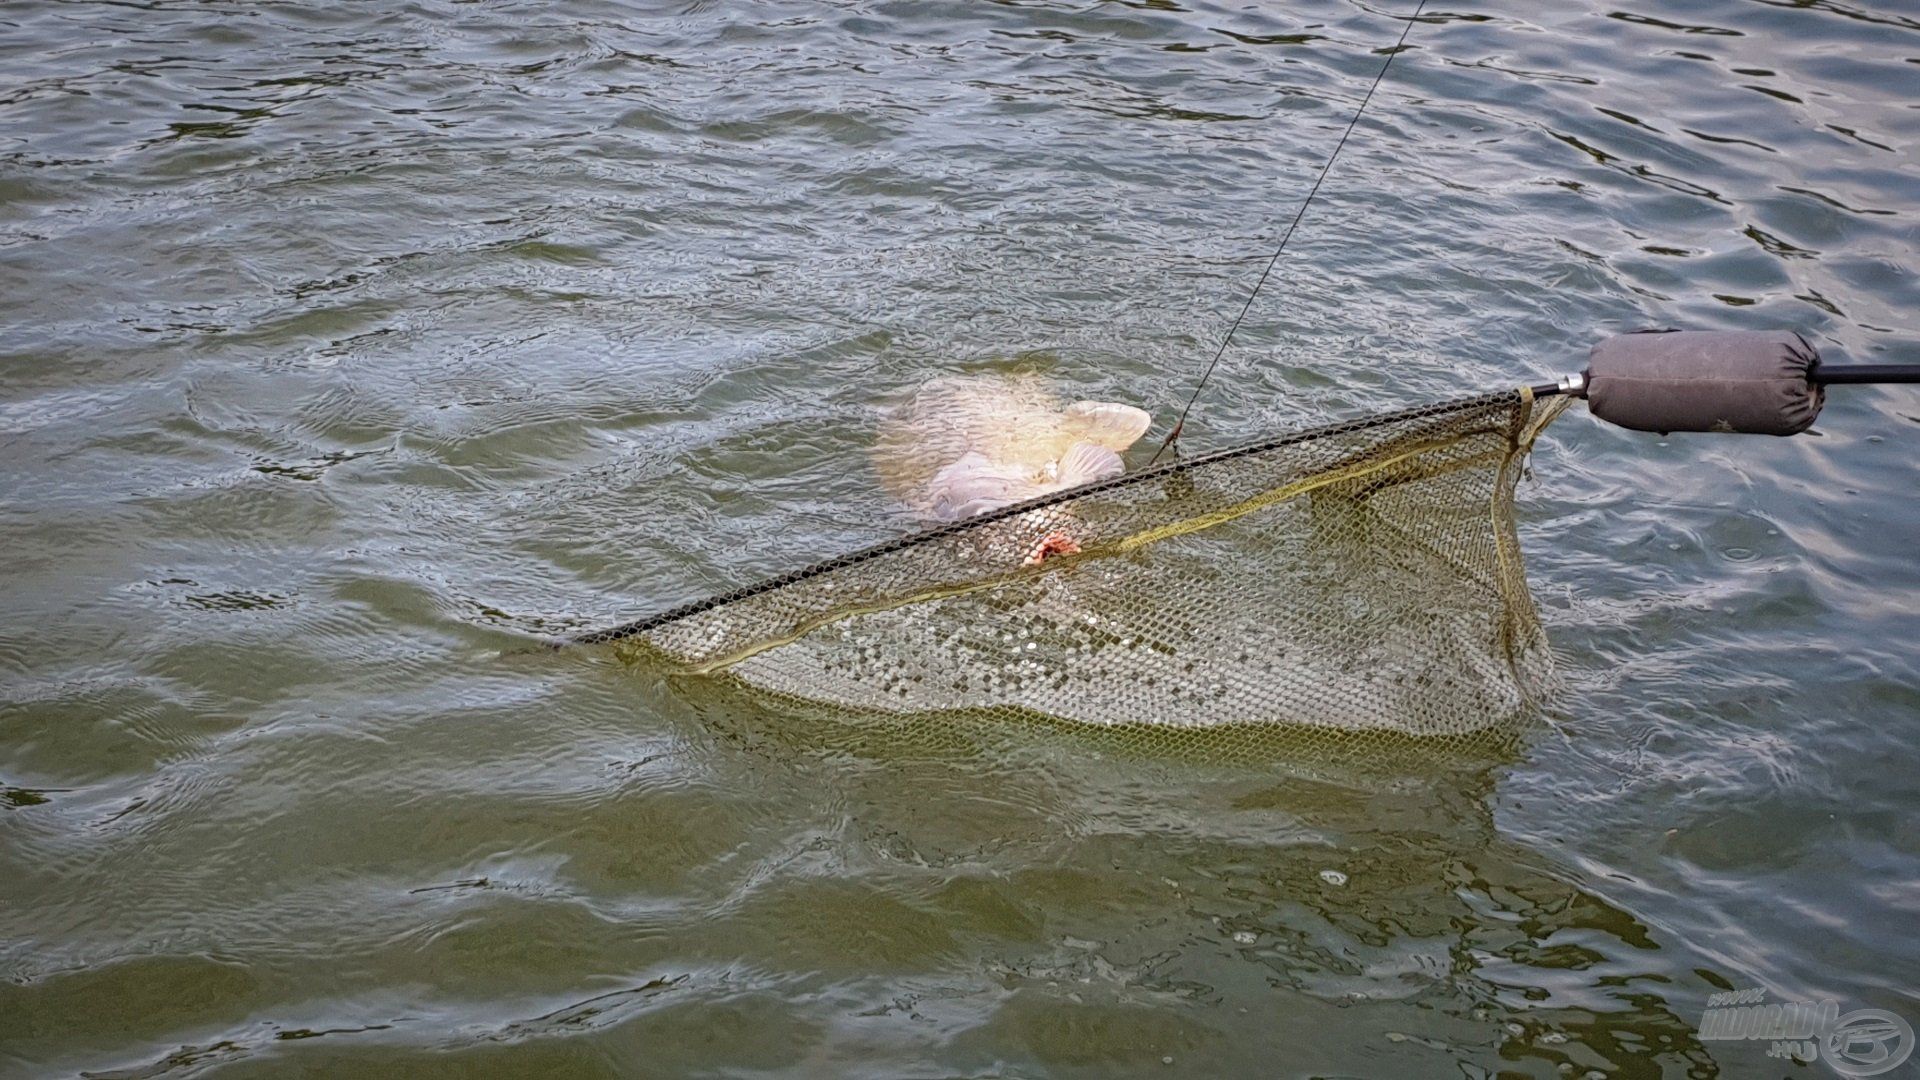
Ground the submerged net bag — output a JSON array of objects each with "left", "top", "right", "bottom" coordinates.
[{"left": 578, "top": 390, "right": 1570, "bottom": 762}]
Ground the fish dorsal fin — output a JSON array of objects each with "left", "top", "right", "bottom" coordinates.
[
  {"left": 1063, "top": 401, "right": 1152, "bottom": 451},
  {"left": 1053, "top": 440, "right": 1125, "bottom": 490}
]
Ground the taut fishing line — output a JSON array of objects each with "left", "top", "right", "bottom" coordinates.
[{"left": 1149, "top": 0, "right": 1430, "bottom": 465}]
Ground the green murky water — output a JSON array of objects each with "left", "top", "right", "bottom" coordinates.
[{"left": 3, "top": 1, "right": 1917, "bottom": 1076}]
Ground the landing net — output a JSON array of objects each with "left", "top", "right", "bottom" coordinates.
[{"left": 578, "top": 390, "right": 1570, "bottom": 761}]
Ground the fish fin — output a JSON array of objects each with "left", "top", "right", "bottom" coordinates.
[
  {"left": 1053, "top": 440, "right": 1125, "bottom": 489},
  {"left": 928, "top": 453, "right": 1046, "bottom": 520},
  {"left": 950, "top": 495, "right": 1018, "bottom": 519},
  {"left": 1064, "top": 401, "right": 1152, "bottom": 451}
]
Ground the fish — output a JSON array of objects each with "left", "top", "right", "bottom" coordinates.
[
  {"left": 926, "top": 436, "right": 1130, "bottom": 521},
  {"left": 873, "top": 375, "right": 1151, "bottom": 564}
]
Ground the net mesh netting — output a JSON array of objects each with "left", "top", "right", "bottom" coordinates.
[{"left": 580, "top": 390, "right": 1570, "bottom": 762}]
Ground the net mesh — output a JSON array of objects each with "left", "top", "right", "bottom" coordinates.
[{"left": 580, "top": 390, "right": 1570, "bottom": 763}]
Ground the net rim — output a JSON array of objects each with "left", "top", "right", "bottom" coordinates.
[{"left": 570, "top": 387, "right": 1535, "bottom": 646}]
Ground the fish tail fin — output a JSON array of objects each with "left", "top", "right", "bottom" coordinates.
[{"left": 1054, "top": 440, "right": 1125, "bottom": 489}]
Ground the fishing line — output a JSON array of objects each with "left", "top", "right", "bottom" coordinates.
[{"left": 1149, "top": 0, "right": 1430, "bottom": 466}]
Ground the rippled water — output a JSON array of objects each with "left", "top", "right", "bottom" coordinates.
[{"left": 4, "top": 0, "right": 1918, "bottom": 1075}]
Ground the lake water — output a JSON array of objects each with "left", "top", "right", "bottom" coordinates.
[{"left": 3, "top": 0, "right": 1917, "bottom": 1076}]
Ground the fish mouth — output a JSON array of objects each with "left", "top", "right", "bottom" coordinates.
[{"left": 1022, "top": 531, "right": 1083, "bottom": 566}]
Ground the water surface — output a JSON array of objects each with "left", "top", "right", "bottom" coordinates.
[{"left": 3, "top": 0, "right": 1918, "bottom": 1076}]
